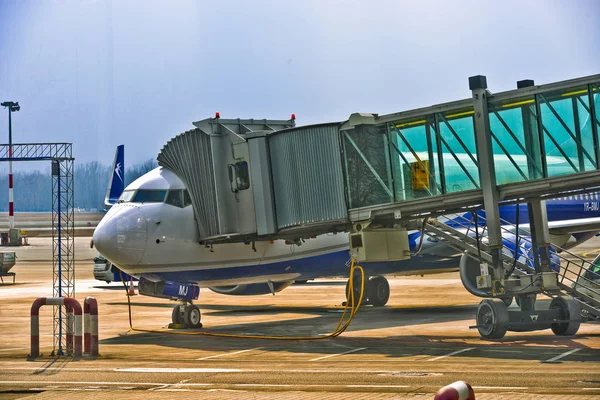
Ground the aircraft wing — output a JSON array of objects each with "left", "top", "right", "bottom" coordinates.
[{"left": 547, "top": 217, "right": 600, "bottom": 235}]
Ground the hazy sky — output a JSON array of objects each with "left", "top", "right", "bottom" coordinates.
[{"left": 0, "top": 0, "right": 599, "bottom": 171}]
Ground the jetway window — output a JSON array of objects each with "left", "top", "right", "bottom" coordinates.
[
  {"left": 437, "top": 113, "right": 480, "bottom": 192},
  {"left": 228, "top": 161, "right": 250, "bottom": 192},
  {"left": 537, "top": 87, "right": 598, "bottom": 177},
  {"left": 389, "top": 121, "right": 442, "bottom": 201},
  {"left": 133, "top": 190, "right": 167, "bottom": 203}
]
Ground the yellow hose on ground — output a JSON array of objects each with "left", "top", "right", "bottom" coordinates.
[{"left": 120, "top": 258, "right": 365, "bottom": 340}]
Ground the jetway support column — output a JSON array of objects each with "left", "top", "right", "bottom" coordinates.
[
  {"left": 528, "top": 199, "right": 552, "bottom": 273},
  {"left": 469, "top": 75, "right": 505, "bottom": 282}
]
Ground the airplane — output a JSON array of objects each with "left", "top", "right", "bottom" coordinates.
[{"left": 93, "top": 141, "right": 600, "bottom": 329}]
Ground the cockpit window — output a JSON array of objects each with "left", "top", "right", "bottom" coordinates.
[
  {"left": 119, "top": 190, "right": 136, "bottom": 203},
  {"left": 183, "top": 189, "right": 192, "bottom": 207},
  {"left": 165, "top": 190, "right": 183, "bottom": 208},
  {"left": 133, "top": 190, "right": 167, "bottom": 203},
  {"left": 165, "top": 189, "right": 193, "bottom": 208}
]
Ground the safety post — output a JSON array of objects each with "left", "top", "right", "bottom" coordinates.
[
  {"left": 84, "top": 297, "right": 99, "bottom": 356},
  {"left": 65, "top": 304, "right": 73, "bottom": 354},
  {"left": 30, "top": 297, "right": 82, "bottom": 357}
]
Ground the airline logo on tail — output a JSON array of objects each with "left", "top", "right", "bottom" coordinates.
[
  {"left": 115, "top": 162, "right": 123, "bottom": 183},
  {"left": 105, "top": 145, "right": 125, "bottom": 206}
]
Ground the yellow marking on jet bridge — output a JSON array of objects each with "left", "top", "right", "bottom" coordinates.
[
  {"left": 393, "top": 120, "right": 427, "bottom": 129},
  {"left": 501, "top": 99, "right": 535, "bottom": 108},
  {"left": 444, "top": 110, "right": 474, "bottom": 119},
  {"left": 562, "top": 87, "right": 597, "bottom": 97}
]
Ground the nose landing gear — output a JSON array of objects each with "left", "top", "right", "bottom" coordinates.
[
  {"left": 171, "top": 302, "right": 203, "bottom": 329},
  {"left": 345, "top": 275, "right": 390, "bottom": 307}
]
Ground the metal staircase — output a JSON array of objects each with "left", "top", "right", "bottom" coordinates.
[{"left": 423, "top": 213, "right": 600, "bottom": 323}]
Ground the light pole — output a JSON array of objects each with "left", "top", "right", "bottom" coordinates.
[{"left": 1, "top": 101, "right": 20, "bottom": 230}]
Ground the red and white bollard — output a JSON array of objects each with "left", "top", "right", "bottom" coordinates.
[
  {"left": 84, "top": 297, "right": 99, "bottom": 356},
  {"left": 434, "top": 381, "right": 475, "bottom": 400},
  {"left": 30, "top": 297, "right": 82, "bottom": 357},
  {"left": 66, "top": 304, "right": 74, "bottom": 354}
]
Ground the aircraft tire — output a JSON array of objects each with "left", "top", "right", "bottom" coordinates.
[
  {"left": 345, "top": 276, "right": 364, "bottom": 306},
  {"left": 550, "top": 296, "right": 581, "bottom": 336},
  {"left": 172, "top": 305, "right": 183, "bottom": 324},
  {"left": 367, "top": 276, "right": 390, "bottom": 307},
  {"left": 476, "top": 299, "right": 509, "bottom": 339},
  {"left": 184, "top": 305, "right": 203, "bottom": 329}
]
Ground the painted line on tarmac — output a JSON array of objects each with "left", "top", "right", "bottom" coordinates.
[
  {"left": 473, "top": 386, "right": 528, "bottom": 390},
  {"left": 2, "top": 366, "right": 598, "bottom": 375},
  {"left": 545, "top": 348, "right": 581, "bottom": 363},
  {"left": 582, "top": 248, "right": 600, "bottom": 258},
  {"left": 197, "top": 347, "right": 265, "bottom": 360},
  {"left": 116, "top": 368, "right": 246, "bottom": 373},
  {"left": 310, "top": 347, "right": 368, "bottom": 361},
  {"left": 0, "top": 348, "right": 27, "bottom": 352},
  {"left": 427, "top": 347, "right": 474, "bottom": 361},
  {"left": 4, "top": 381, "right": 600, "bottom": 392}
]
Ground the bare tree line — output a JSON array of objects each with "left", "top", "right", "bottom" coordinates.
[{"left": 0, "top": 159, "right": 157, "bottom": 211}]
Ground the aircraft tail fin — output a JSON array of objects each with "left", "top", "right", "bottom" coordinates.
[{"left": 105, "top": 145, "right": 125, "bottom": 206}]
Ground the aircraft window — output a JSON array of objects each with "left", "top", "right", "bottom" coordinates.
[
  {"left": 119, "top": 190, "right": 136, "bottom": 203},
  {"left": 183, "top": 190, "right": 192, "bottom": 207},
  {"left": 133, "top": 190, "right": 167, "bottom": 203},
  {"left": 165, "top": 190, "right": 183, "bottom": 208}
]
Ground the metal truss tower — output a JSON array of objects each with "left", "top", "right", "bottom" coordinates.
[
  {"left": 0, "top": 143, "right": 75, "bottom": 355},
  {"left": 51, "top": 157, "right": 75, "bottom": 355}
]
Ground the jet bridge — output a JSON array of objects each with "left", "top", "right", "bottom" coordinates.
[
  {"left": 158, "top": 74, "right": 600, "bottom": 244},
  {"left": 157, "top": 73, "right": 600, "bottom": 337}
]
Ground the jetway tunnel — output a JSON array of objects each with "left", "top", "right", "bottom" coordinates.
[{"left": 157, "top": 74, "right": 600, "bottom": 246}]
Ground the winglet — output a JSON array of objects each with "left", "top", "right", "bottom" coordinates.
[{"left": 105, "top": 145, "right": 125, "bottom": 206}]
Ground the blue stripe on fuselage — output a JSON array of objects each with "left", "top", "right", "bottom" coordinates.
[
  {"left": 145, "top": 195, "right": 600, "bottom": 285},
  {"left": 148, "top": 250, "right": 457, "bottom": 285},
  {"left": 444, "top": 195, "right": 600, "bottom": 228}
]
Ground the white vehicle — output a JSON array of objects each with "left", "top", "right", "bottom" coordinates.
[{"left": 93, "top": 253, "right": 115, "bottom": 283}]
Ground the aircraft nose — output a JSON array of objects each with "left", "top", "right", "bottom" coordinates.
[{"left": 93, "top": 206, "right": 148, "bottom": 266}]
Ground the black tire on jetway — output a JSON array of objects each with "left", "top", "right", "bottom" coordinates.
[
  {"left": 367, "top": 276, "right": 390, "bottom": 307},
  {"left": 476, "top": 299, "right": 509, "bottom": 339},
  {"left": 184, "top": 305, "right": 202, "bottom": 329},
  {"left": 550, "top": 296, "right": 581, "bottom": 336},
  {"left": 172, "top": 305, "right": 183, "bottom": 324}
]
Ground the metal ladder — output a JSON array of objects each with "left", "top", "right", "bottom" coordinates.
[{"left": 423, "top": 213, "right": 600, "bottom": 321}]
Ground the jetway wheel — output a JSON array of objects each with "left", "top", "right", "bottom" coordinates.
[
  {"left": 550, "top": 296, "right": 581, "bottom": 336},
  {"left": 184, "top": 305, "right": 202, "bottom": 329},
  {"left": 476, "top": 299, "right": 509, "bottom": 339},
  {"left": 367, "top": 276, "right": 390, "bottom": 307}
]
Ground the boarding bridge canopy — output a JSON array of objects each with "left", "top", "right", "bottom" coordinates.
[
  {"left": 157, "top": 74, "right": 600, "bottom": 243},
  {"left": 344, "top": 75, "right": 600, "bottom": 223}
]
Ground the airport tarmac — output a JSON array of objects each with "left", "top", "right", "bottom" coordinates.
[{"left": 1, "top": 237, "right": 599, "bottom": 399}]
